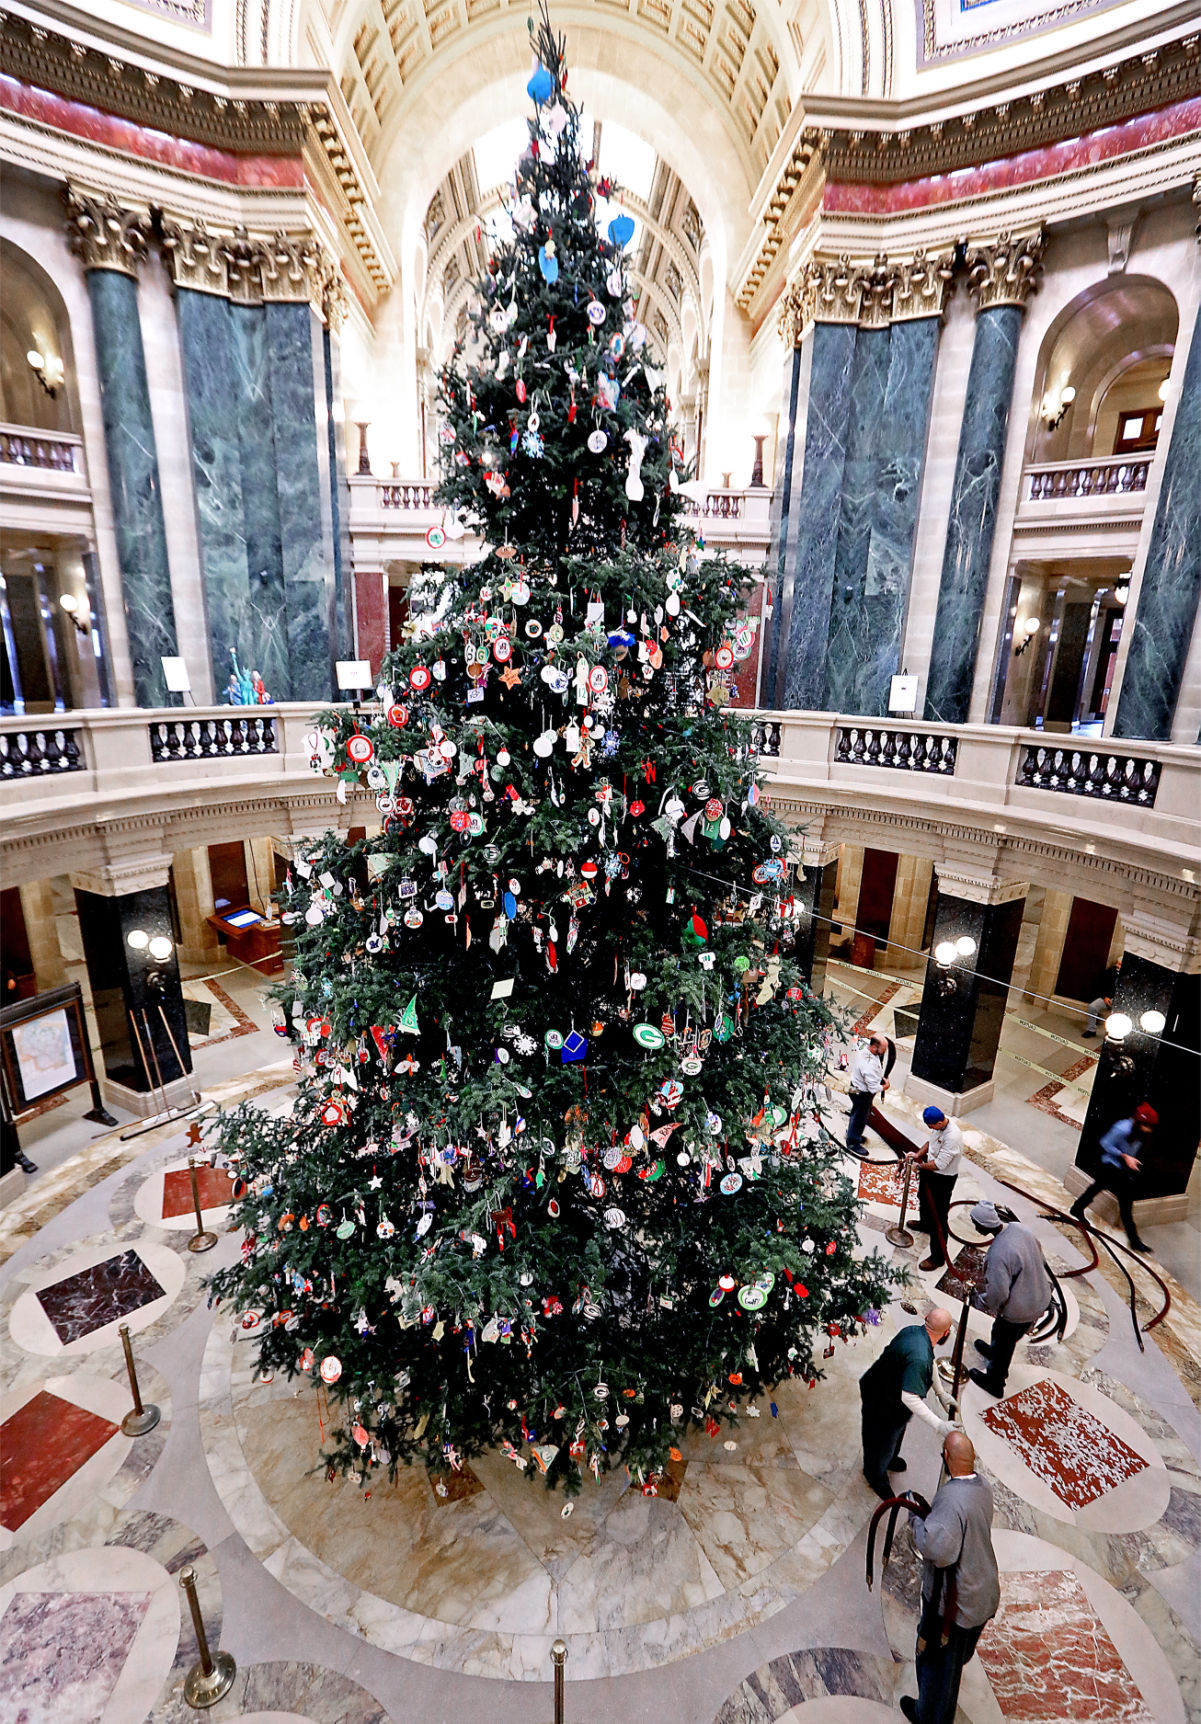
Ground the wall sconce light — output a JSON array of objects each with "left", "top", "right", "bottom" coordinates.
[
  {"left": 933, "top": 936, "right": 976, "bottom": 995},
  {"left": 1042, "top": 382, "right": 1076, "bottom": 430},
  {"left": 58, "top": 592, "right": 90, "bottom": 636},
  {"left": 1138, "top": 1009, "right": 1166, "bottom": 1035},
  {"left": 1104, "top": 1010, "right": 1136, "bottom": 1076},
  {"left": 1113, "top": 583, "right": 1130, "bottom": 606},
  {"left": 127, "top": 929, "right": 175, "bottom": 990},
  {"left": 1157, "top": 378, "right": 1170, "bottom": 403},
  {"left": 1013, "top": 616, "right": 1041, "bottom": 656},
  {"left": 26, "top": 347, "right": 64, "bottom": 398}
]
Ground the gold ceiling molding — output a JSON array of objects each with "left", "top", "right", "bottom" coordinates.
[
  {"left": 776, "top": 247, "right": 956, "bottom": 344},
  {"left": 737, "top": 134, "right": 825, "bottom": 312},
  {"left": 965, "top": 228, "right": 1046, "bottom": 311},
  {"left": 64, "top": 185, "right": 154, "bottom": 276},
  {"left": 159, "top": 215, "right": 348, "bottom": 323}
]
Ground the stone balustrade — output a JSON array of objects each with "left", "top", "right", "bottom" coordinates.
[
  {"left": 1024, "top": 455, "right": 1151, "bottom": 501},
  {"left": 0, "top": 424, "right": 84, "bottom": 472},
  {"left": 2, "top": 706, "right": 1196, "bottom": 903}
]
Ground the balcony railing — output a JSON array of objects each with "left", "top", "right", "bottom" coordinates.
[
  {"left": 148, "top": 714, "right": 278, "bottom": 762},
  {"left": 681, "top": 489, "right": 745, "bottom": 519},
  {"left": 380, "top": 481, "right": 435, "bottom": 510},
  {"left": 0, "top": 425, "right": 83, "bottom": 473},
  {"left": 834, "top": 727, "right": 958, "bottom": 774},
  {"left": 0, "top": 723, "right": 85, "bottom": 779},
  {"left": 750, "top": 710, "right": 1197, "bottom": 857},
  {"left": 1015, "top": 744, "right": 1161, "bottom": 806},
  {"left": 1024, "top": 455, "right": 1151, "bottom": 502}
]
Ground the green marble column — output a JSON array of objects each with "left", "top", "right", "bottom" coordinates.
[
  {"left": 175, "top": 287, "right": 259, "bottom": 701},
  {"left": 265, "top": 302, "right": 338, "bottom": 701},
  {"left": 764, "top": 345, "right": 803, "bottom": 706},
  {"left": 782, "top": 321, "right": 858, "bottom": 710},
  {"left": 848, "top": 315, "right": 941, "bottom": 715},
  {"left": 1113, "top": 301, "right": 1201, "bottom": 742},
  {"left": 323, "top": 325, "right": 355, "bottom": 664},
  {"left": 924, "top": 232, "right": 1044, "bottom": 724},
  {"left": 824, "top": 325, "right": 891, "bottom": 712},
  {"left": 84, "top": 268, "right": 179, "bottom": 708}
]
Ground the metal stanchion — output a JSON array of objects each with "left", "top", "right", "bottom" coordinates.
[
  {"left": 937, "top": 1299, "right": 971, "bottom": 1407},
  {"left": 552, "top": 1638, "right": 567, "bottom": 1724},
  {"left": 186, "top": 1157, "right": 218, "bottom": 1254},
  {"left": 180, "top": 1567, "right": 236, "bottom": 1708},
  {"left": 886, "top": 1155, "right": 915, "bottom": 1248},
  {"left": 118, "top": 1322, "right": 160, "bottom": 1436}
]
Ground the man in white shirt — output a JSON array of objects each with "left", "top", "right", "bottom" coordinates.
[
  {"left": 845, "top": 1033, "right": 889, "bottom": 1159},
  {"left": 908, "top": 1106, "right": 964, "bottom": 1271}
]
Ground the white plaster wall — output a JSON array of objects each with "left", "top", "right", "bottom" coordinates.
[
  {"left": 967, "top": 200, "right": 1201, "bottom": 726},
  {"left": 136, "top": 258, "right": 213, "bottom": 704},
  {"left": 899, "top": 289, "right": 976, "bottom": 708},
  {"left": 1, "top": 174, "right": 136, "bottom": 707}
]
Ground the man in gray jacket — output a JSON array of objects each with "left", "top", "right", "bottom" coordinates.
[
  {"left": 901, "top": 1430, "right": 999, "bottom": 1724},
  {"left": 965, "top": 1200, "right": 1052, "bottom": 1398}
]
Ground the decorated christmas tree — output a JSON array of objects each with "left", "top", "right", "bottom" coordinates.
[{"left": 210, "top": 3, "right": 900, "bottom": 1493}]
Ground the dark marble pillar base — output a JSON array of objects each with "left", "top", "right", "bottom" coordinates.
[
  {"left": 908, "top": 887, "right": 1026, "bottom": 1112},
  {"left": 763, "top": 346, "right": 803, "bottom": 705},
  {"left": 74, "top": 884, "right": 192, "bottom": 1099},
  {"left": 1074, "top": 954, "right": 1199, "bottom": 1200}
]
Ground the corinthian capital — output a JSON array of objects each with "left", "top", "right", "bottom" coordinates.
[
  {"left": 160, "top": 217, "right": 230, "bottom": 296},
  {"left": 64, "top": 186, "right": 152, "bottom": 276},
  {"left": 966, "top": 229, "right": 1046, "bottom": 313},
  {"left": 891, "top": 250, "right": 956, "bottom": 322}
]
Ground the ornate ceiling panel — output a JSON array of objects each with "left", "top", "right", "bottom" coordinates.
[{"left": 337, "top": 0, "right": 792, "bottom": 171}]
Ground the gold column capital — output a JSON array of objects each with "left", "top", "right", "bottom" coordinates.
[
  {"left": 64, "top": 185, "right": 152, "bottom": 276},
  {"left": 965, "top": 228, "right": 1046, "bottom": 313}
]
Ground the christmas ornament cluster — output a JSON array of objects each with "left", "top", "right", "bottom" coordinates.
[{"left": 209, "top": 3, "right": 899, "bottom": 1497}]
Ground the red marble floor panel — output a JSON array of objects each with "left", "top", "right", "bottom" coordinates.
[
  {"left": 935, "top": 1243, "right": 989, "bottom": 1304},
  {"left": 161, "top": 1164, "right": 235, "bottom": 1219},
  {"left": 35, "top": 1250, "right": 166, "bottom": 1345},
  {"left": 857, "top": 1161, "right": 903, "bottom": 1206},
  {"left": 0, "top": 1391, "right": 119, "bottom": 1531},
  {"left": 980, "top": 1377, "right": 1147, "bottom": 1509},
  {"left": 978, "top": 1567, "right": 1154, "bottom": 1722}
]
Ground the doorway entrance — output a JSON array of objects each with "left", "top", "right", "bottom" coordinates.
[{"left": 990, "top": 559, "right": 1130, "bottom": 735}]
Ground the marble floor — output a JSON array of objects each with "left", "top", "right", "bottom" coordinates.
[{"left": 1, "top": 1052, "right": 1198, "bottom": 1723}]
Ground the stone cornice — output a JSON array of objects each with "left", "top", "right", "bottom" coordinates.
[
  {"left": 64, "top": 184, "right": 152, "bottom": 276},
  {"left": 966, "top": 228, "right": 1047, "bottom": 311},
  {"left": 801, "top": 32, "right": 1201, "bottom": 186},
  {"left": 0, "top": 12, "right": 392, "bottom": 296},
  {"left": 933, "top": 867, "right": 1030, "bottom": 907},
  {"left": 70, "top": 854, "right": 173, "bottom": 896},
  {"left": 777, "top": 247, "right": 956, "bottom": 344}
]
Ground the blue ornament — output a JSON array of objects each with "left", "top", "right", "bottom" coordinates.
[
  {"left": 607, "top": 213, "right": 635, "bottom": 249},
  {"left": 607, "top": 626, "right": 635, "bottom": 649},
  {"left": 538, "top": 245, "right": 559, "bottom": 284},
  {"left": 560, "top": 1029, "right": 588, "bottom": 1064},
  {"left": 527, "top": 64, "right": 554, "bottom": 105},
  {"left": 503, "top": 890, "right": 517, "bottom": 919}
]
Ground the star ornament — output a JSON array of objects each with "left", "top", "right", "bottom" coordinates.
[{"left": 499, "top": 664, "right": 523, "bottom": 688}]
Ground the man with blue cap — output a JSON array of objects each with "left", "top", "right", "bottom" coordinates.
[{"left": 906, "top": 1106, "right": 963, "bottom": 1272}]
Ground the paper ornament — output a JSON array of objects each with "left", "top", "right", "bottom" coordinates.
[
  {"left": 397, "top": 995, "right": 420, "bottom": 1035},
  {"left": 560, "top": 1029, "right": 588, "bottom": 1063}
]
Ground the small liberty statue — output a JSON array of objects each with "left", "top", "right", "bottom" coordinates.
[{"left": 228, "top": 648, "right": 256, "bottom": 705}]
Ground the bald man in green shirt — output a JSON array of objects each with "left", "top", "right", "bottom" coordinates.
[{"left": 860, "top": 1307, "right": 956, "bottom": 1499}]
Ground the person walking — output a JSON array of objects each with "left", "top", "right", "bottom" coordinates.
[
  {"left": 1082, "top": 994, "right": 1112, "bottom": 1037},
  {"left": 1069, "top": 1103, "right": 1157, "bottom": 1252},
  {"left": 964, "top": 1202, "right": 1052, "bottom": 1398},
  {"left": 900, "top": 1430, "right": 999, "bottom": 1724},
  {"left": 909, "top": 1107, "right": 963, "bottom": 1272},
  {"left": 859, "top": 1307, "right": 955, "bottom": 1499},
  {"left": 845, "top": 1032, "right": 889, "bottom": 1159}
]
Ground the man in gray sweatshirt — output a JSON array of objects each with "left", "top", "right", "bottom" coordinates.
[
  {"left": 965, "top": 1200, "right": 1052, "bottom": 1398},
  {"left": 901, "top": 1430, "right": 999, "bottom": 1724}
]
